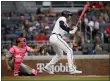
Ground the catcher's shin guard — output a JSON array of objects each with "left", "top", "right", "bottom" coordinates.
[{"left": 14, "top": 55, "right": 23, "bottom": 75}]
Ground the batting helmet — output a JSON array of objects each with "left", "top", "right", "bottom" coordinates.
[{"left": 61, "top": 10, "right": 73, "bottom": 18}]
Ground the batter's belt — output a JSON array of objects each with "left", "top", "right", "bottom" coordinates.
[{"left": 52, "top": 33, "right": 62, "bottom": 38}]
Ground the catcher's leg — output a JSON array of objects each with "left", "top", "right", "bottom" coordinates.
[
  {"left": 8, "top": 59, "right": 37, "bottom": 76},
  {"left": 19, "top": 63, "right": 38, "bottom": 76},
  {"left": 8, "top": 59, "right": 14, "bottom": 70},
  {"left": 14, "top": 55, "right": 23, "bottom": 76}
]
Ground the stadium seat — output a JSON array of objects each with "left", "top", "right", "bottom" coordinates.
[
  {"left": 100, "top": 43, "right": 108, "bottom": 51},
  {"left": 95, "top": 50, "right": 108, "bottom": 55},
  {"left": 74, "top": 51, "right": 83, "bottom": 55},
  {"left": 99, "top": 23, "right": 108, "bottom": 33}
]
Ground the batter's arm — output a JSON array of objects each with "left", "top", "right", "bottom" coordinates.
[
  {"left": 59, "top": 20, "right": 72, "bottom": 33},
  {"left": 59, "top": 20, "right": 77, "bottom": 34}
]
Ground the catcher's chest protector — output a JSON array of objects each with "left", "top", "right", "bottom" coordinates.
[{"left": 12, "top": 46, "right": 27, "bottom": 74}]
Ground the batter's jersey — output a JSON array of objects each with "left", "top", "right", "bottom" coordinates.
[{"left": 52, "top": 16, "right": 69, "bottom": 36}]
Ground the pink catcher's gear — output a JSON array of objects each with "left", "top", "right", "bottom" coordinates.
[
  {"left": 32, "top": 69, "right": 38, "bottom": 76},
  {"left": 16, "top": 37, "right": 27, "bottom": 47}
]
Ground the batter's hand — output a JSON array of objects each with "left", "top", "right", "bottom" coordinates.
[{"left": 69, "top": 26, "right": 78, "bottom": 34}]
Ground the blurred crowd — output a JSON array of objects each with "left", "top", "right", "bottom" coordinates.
[
  {"left": 79, "top": 2, "right": 110, "bottom": 54},
  {"left": 1, "top": 2, "right": 110, "bottom": 55},
  {"left": 2, "top": 7, "right": 57, "bottom": 41}
]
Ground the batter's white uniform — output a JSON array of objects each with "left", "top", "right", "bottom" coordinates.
[{"left": 45, "top": 16, "right": 75, "bottom": 71}]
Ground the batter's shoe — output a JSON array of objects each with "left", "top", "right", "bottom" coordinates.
[
  {"left": 69, "top": 69, "right": 82, "bottom": 74},
  {"left": 43, "top": 67, "right": 54, "bottom": 74}
]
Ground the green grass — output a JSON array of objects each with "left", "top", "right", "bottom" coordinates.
[{"left": 2, "top": 75, "right": 109, "bottom": 81}]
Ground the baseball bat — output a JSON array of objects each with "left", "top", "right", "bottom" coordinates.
[{"left": 76, "top": 4, "right": 88, "bottom": 27}]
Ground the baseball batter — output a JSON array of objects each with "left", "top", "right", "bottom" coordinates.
[{"left": 44, "top": 10, "right": 82, "bottom": 74}]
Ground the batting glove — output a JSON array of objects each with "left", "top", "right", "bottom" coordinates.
[{"left": 69, "top": 26, "right": 78, "bottom": 34}]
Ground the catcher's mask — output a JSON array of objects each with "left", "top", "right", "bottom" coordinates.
[{"left": 16, "top": 37, "right": 27, "bottom": 47}]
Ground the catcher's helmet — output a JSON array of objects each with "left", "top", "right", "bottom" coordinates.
[
  {"left": 16, "top": 37, "right": 27, "bottom": 47},
  {"left": 61, "top": 10, "right": 73, "bottom": 18}
]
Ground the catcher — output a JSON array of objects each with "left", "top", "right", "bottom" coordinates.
[{"left": 4, "top": 35, "right": 41, "bottom": 76}]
